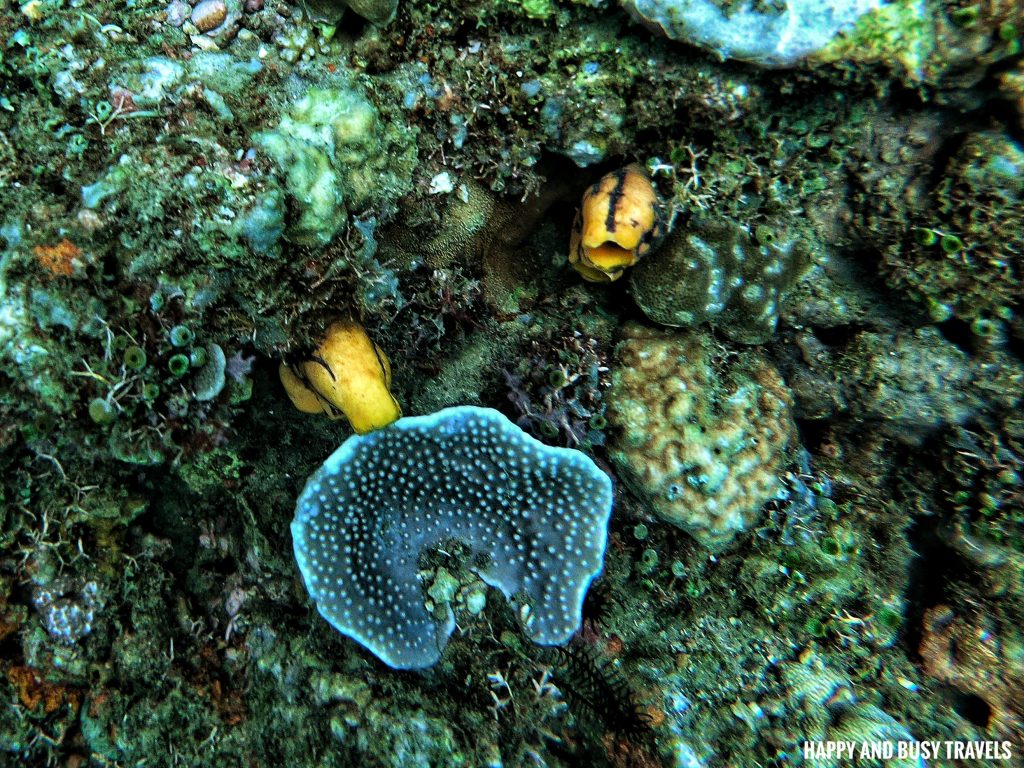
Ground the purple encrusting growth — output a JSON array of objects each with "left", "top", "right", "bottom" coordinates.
[{"left": 291, "top": 406, "right": 613, "bottom": 669}]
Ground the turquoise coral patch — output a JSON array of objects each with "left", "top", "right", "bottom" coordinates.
[{"left": 291, "top": 406, "right": 613, "bottom": 669}]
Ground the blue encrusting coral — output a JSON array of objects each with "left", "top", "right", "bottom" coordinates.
[
  {"left": 291, "top": 406, "right": 613, "bottom": 669},
  {"left": 622, "top": 0, "right": 886, "bottom": 67}
]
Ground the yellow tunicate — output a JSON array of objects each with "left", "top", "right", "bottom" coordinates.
[
  {"left": 279, "top": 364, "right": 325, "bottom": 415},
  {"left": 279, "top": 321, "right": 402, "bottom": 434},
  {"left": 568, "top": 164, "right": 666, "bottom": 282}
]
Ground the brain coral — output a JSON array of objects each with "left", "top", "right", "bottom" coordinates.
[
  {"left": 292, "top": 406, "right": 613, "bottom": 669},
  {"left": 607, "top": 324, "right": 795, "bottom": 550}
]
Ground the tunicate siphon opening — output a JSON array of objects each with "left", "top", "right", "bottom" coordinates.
[
  {"left": 168, "top": 353, "right": 190, "bottom": 377},
  {"left": 169, "top": 325, "right": 195, "bottom": 347},
  {"left": 124, "top": 346, "right": 147, "bottom": 370},
  {"left": 588, "top": 243, "right": 633, "bottom": 268}
]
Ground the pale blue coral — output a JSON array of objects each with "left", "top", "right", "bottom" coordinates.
[
  {"left": 291, "top": 406, "right": 613, "bottom": 669},
  {"left": 623, "top": 0, "right": 886, "bottom": 66}
]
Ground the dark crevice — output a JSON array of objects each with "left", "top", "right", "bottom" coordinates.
[
  {"left": 451, "top": 21, "right": 475, "bottom": 49},
  {"left": 952, "top": 691, "right": 992, "bottom": 728},
  {"left": 813, "top": 324, "right": 863, "bottom": 349},
  {"left": 794, "top": 418, "right": 830, "bottom": 453},
  {"left": 963, "top": 48, "right": 1024, "bottom": 146},
  {"left": 987, "top": 97, "right": 1024, "bottom": 147},
  {"left": 1005, "top": 324, "right": 1024, "bottom": 363},
  {"left": 935, "top": 317, "right": 977, "bottom": 355},
  {"left": 922, "top": 129, "right": 973, "bottom": 192},
  {"left": 903, "top": 516, "right": 960, "bottom": 656}
]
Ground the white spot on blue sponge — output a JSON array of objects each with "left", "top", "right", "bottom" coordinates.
[{"left": 291, "top": 406, "right": 614, "bottom": 669}]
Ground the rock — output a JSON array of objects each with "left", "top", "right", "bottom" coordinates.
[{"left": 191, "top": 0, "right": 227, "bottom": 32}]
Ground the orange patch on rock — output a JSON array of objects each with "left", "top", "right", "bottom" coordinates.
[
  {"left": 601, "top": 732, "right": 663, "bottom": 768},
  {"left": 0, "top": 587, "right": 24, "bottom": 642},
  {"left": 7, "top": 665, "right": 82, "bottom": 715},
  {"left": 33, "top": 238, "right": 81, "bottom": 277},
  {"left": 643, "top": 703, "right": 666, "bottom": 728}
]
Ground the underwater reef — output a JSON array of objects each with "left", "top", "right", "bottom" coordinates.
[{"left": 1, "top": 0, "right": 1023, "bottom": 766}]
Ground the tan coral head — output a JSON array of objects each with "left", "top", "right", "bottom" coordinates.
[
  {"left": 569, "top": 163, "right": 666, "bottom": 282},
  {"left": 279, "top": 320, "right": 402, "bottom": 434}
]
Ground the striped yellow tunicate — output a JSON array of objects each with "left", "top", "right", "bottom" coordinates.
[{"left": 568, "top": 164, "right": 666, "bottom": 282}]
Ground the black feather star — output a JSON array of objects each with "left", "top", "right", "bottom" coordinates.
[{"left": 539, "top": 643, "right": 654, "bottom": 739}]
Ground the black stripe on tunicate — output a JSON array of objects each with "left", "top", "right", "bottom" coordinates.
[
  {"left": 308, "top": 354, "right": 337, "bottom": 381},
  {"left": 371, "top": 344, "right": 389, "bottom": 385},
  {"left": 604, "top": 170, "right": 628, "bottom": 234}
]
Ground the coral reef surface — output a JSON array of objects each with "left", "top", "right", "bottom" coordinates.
[{"left": 1, "top": 0, "right": 1023, "bottom": 765}]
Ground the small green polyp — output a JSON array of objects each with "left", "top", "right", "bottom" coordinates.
[
  {"left": 755, "top": 224, "right": 775, "bottom": 245},
  {"left": 168, "top": 354, "right": 190, "bottom": 377},
  {"left": 89, "top": 398, "right": 116, "bottom": 425},
  {"left": 638, "top": 547, "right": 659, "bottom": 574},
  {"left": 950, "top": 6, "right": 980, "bottom": 28},
  {"left": 124, "top": 345, "right": 147, "bottom": 370},
  {"left": 169, "top": 325, "right": 194, "bottom": 347},
  {"left": 970, "top": 317, "right": 997, "bottom": 338},
  {"left": 940, "top": 233, "right": 964, "bottom": 254}
]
